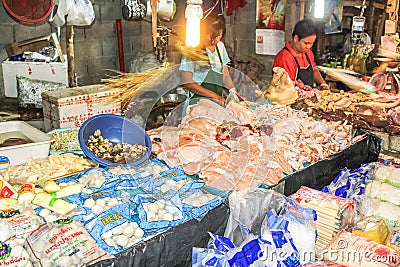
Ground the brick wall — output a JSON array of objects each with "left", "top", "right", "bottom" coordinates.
[{"left": 0, "top": 0, "right": 300, "bottom": 97}]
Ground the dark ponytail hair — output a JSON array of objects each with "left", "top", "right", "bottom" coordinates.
[
  {"left": 200, "top": 13, "right": 226, "bottom": 47},
  {"left": 292, "top": 19, "right": 317, "bottom": 40}
]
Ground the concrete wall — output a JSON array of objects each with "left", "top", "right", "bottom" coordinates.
[
  {"left": 0, "top": 0, "right": 147, "bottom": 96},
  {"left": 0, "top": 0, "right": 301, "bottom": 97}
]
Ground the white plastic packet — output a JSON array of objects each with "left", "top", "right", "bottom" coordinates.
[{"left": 25, "top": 219, "right": 111, "bottom": 267}]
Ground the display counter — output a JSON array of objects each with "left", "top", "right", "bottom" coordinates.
[{"left": 89, "top": 130, "right": 380, "bottom": 267}]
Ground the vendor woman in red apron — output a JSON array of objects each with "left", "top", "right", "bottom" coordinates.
[
  {"left": 273, "top": 19, "right": 330, "bottom": 90},
  {"left": 180, "top": 14, "right": 236, "bottom": 105}
]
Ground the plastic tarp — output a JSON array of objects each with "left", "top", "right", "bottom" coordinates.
[
  {"left": 282, "top": 129, "right": 381, "bottom": 196},
  {"left": 90, "top": 203, "right": 230, "bottom": 267}
]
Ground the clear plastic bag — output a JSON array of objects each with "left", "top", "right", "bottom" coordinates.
[
  {"left": 225, "top": 88, "right": 240, "bottom": 106},
  {"left": 224, "top": 188, "right": 286, "bottom": 245}
]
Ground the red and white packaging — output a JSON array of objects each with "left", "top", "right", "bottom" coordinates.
[
  {"left": 0, "top": 178, "right": 17, "bottom": 199},
  {"left": 324, "top": 230, "right": 400, "bottom": 267}
]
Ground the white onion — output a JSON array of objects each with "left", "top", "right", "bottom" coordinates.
[
  {"left": 162, "top": 213, "right": 174, "bottom": 221},
  {"left": 95, "top": 198, "right": 106, "bottom": 207},
  {"left": 57, "top": 255, "right": 71, "bottom": 266},
  {"left": 71, "top": 254, "right": 81, "bottom": 265},
  {"left": 111, "top": 225, "right": 123, "bottom": 235},
  {"left": 83, "top": 198, "right": 95, "bottom": 208},
  {"left": 122, "top": 225, "right": 134, "bottom": 237},
  {"left": 146, "top": 203, "right": 158, "bottom": 213},
  {"left": 91, "top": 205, "right": 103, "bottom": 215},
  {"left": 11, "top": 244, "right": 23, "bottom": 255},
  {"left": 39, "top": 208, "right": 51, "bottom": 216},
  {"left": 116, "top": 235, "right": 129, "bottom": 247},
  {"left": 107, "top": 198, "right": 119, "bottom": 207},
  {"left": 156, "top": 200, "right": 166, "bottom": 209},
  {"left": 101, "top": 230, "right": 113, "bottom": 239},
  {"left": 134, "top": 227, "right": 144, "bottom": 238},
  {"left": 129, "top": 222, "right": 139, "bottom": 229},
  {"left": 104, "top": 237, "right": 116, "bottom": 247}
]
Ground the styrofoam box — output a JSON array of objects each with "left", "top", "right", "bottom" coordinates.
[
  {"left": 42, "top": 84, "right": 121, "bottom": 132},
  {"left": 0, "top": 121, "right": 51, "bottom": 166},
  {"left": 1, "top": 56, "right": 68, "bottom": 97}
]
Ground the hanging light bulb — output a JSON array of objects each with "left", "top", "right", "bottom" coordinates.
[
  {"left": 185, "top": 0, "right": 203, "bottom": 47},
  {"left": 314, "top": 0, "right": 325, "bottom": 18}
]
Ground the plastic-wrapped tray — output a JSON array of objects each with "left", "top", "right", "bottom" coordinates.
[
  {"left": 0, "top": 153, "right": 99, "bottom": 183},
  {"left": 47, "top": 127, "right": 84, "bottom": 156}
]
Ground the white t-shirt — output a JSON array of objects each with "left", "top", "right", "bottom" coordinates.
[{"left": 179, "top": 42, "right": 231, "bottom": 84}]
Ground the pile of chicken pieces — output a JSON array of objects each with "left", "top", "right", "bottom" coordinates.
[{"left": 148, "top": 99, "right": 356, "bottom": 190}]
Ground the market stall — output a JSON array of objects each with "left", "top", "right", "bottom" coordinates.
[
  {"left": 0, "top": 89, "right": 383, "bottom": 267},
  {"left": 0, "top": 1, "right": 399, "bottom": 266}
]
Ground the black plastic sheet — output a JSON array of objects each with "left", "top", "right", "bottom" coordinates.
[
  {"left": 283, "top": 130, "right": 381, "bottom": 196},
  {"left": 90, "top": 203, "right": 230, "bottom": 267}
]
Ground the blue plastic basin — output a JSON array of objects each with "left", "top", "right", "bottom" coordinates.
[{"left": 78, "top": 114, "right": 152, "bottom": 167}]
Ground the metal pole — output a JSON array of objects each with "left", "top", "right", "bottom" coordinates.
[{"left": 116, "top": 19, "right": 125, "bottom": 72}]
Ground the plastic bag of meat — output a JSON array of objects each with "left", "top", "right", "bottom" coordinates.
[
  {"left": 262, "top": 67, "right": 298, "bottom": 105},
  {"left": 325, "top": 230, "right": 400, "bottom": 267}
]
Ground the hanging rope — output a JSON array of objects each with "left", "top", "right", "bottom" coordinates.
[{"left": 360, "top": 0, "right": 367, "bottom": 17}]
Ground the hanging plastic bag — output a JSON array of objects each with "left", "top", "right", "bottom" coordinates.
[
  {"left": 263, "top": 67, "right": 298, "bottom": 105},
  {"left": 66, "top": 0, "right": 95, "bottom": 26}
]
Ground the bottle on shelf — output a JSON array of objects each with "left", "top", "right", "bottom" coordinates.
[{"left": 347, "top": 46, "right": 356, "bottom": 71}]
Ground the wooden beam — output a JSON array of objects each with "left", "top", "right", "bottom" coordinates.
[
  {"left": 373, "top": 2, "right": 386, "bottom": 9},
  {"left": 66, "top": 25, "right": 76, "bottom": 88},
  {"left": 375, "top": 13, "right": 387, "bottom": 46},
  {"left": 343, "top": 0, "right": 364, "bottom": 7}
]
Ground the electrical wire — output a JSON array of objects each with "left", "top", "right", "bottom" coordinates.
[{"left": 202, "top": 0, "right": 225, "bottom": 20}]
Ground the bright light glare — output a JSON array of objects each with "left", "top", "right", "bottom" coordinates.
[
  {"left": 186, "top": 17, "right": 201, "bottom": 47},
  {"left": 314, "top": 0, "right": 324, "bottom": 18}
]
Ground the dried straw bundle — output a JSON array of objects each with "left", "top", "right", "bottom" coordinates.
[
  {"left": 174, "top": 42, "right": 209, "bottom": 66},
  {"left": 101, "top": 66, "right": 171, "bottom": 109}
]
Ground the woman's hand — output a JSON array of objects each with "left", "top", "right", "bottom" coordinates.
[
  {"left": 215, "top": 95, "right": 225, "bottom": 105},
  {"left": 320, "top": 83, "right": 330, "bottom": 90}
]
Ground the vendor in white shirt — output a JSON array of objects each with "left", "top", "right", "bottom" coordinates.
[{"left": 179, "top": 13, "right": 236, "bottom": 105}]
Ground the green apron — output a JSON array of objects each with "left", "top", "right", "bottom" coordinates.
[
  {"left": 182, "top": 46, "right": 226, "bottom": 117},
  {"left": 192, "top": 46, "right": 226, "bottom": 99}
]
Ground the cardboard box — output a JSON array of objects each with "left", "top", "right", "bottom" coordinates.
[
  {"left": 2, "top": 57, "right": 68, "bottom": 97},
  {"left": 4, "top": 33, "right": 64, "bottom": 61},
  {"left": 42, "top": 84, "right": 121, "bottom": 132}
]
